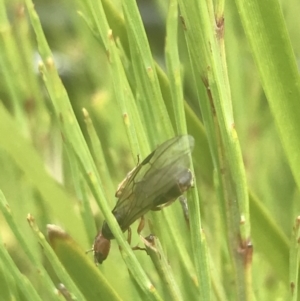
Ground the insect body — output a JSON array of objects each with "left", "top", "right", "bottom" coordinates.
[{"left": 91, "top": 135, "right": 194, "bottom": 264}]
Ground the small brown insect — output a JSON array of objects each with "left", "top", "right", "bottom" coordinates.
[{"left": 89, "top": 135, "right": 194, "bottom": 264}]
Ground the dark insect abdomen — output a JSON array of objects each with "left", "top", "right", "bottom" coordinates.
[{"left": 153, "top": 168, "right": 193, "bottom": 207}]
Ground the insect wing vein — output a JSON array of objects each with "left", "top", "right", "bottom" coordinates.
[{"left": 111, "top": 135, "right": 194, "bottom": 231}]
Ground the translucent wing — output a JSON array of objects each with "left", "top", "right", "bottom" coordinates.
[{"left": 102, "top": 135, "right": 194, "bottom": 238}]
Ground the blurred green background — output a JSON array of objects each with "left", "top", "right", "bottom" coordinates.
[{"left": 0, "top": 0, "right": 300, "bottom": 300}]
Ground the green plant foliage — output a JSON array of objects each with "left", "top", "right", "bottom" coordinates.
[{"left": 0, "top": 0, "right": 299, "bottom": 300}]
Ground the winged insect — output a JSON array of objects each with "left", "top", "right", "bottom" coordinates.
[{"left": 89, "top": 135, "right": 194, "bottom": 264}]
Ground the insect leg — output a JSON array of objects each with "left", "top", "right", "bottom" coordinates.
[
  {"left": 131, "top": 216, "right": 151, "bottom": 253},
  {"left": 137, "top": 215, "right": 145, "bottom": 235},
  {"left": 151, "top": 199, "right": 176, "bottom": 211},
  {"left": 127, "top": 226, "right": 132, "bottom": 244},
  {"left": 117, "top": 228, "right": 133, "bottom": 259},
  {"left": 131, "top": 216, "right": 146, "bottom": 250},
  {"left": 179, "top": 195, "right": 190, "bottom": 227}
]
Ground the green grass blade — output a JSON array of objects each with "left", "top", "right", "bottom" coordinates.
[
  {"left": 235, "top": 0, "right": 300, "bottom": 191},
  {"left": 23, "top": 1, "right": 164, "bottom": 300}
]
